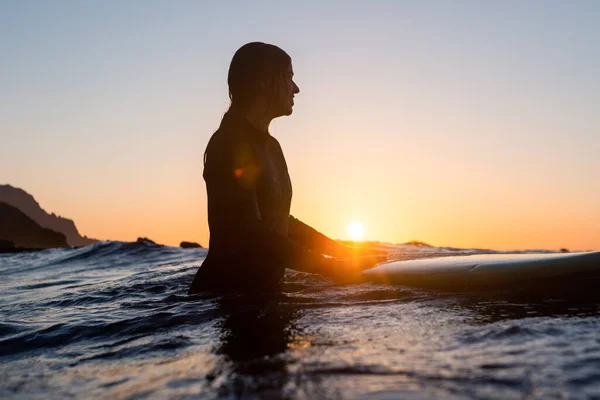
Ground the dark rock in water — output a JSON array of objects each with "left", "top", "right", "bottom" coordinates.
[
  {"left": 0, "top": 202, "right": 68, "bottom": 249},
  {"left": 560, "top": 248, "right": 569, "bottom": 253},
  {"left": 0, "top": 184, "right": 98, "bottom": 246},
  {"left": 136, "top": 237, "right": 158, "bottom": 245},
  {"left": 180, "top": 241, "right": 203, "bottom": 249}
]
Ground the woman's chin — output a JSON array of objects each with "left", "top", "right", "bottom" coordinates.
[{"left": 274, "top": 105, "right": 294, "bottom": 118}]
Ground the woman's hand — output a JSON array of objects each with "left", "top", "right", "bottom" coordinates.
[{"left": 321, "top": 254, "right": 387, "bottom": 284}]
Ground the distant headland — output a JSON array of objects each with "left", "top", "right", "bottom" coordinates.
[
  {"left": 0, "top": 184, "right": 98, "bottom": 246},
  {"left": 0, "top": 184, "right": 98, "bottom": 251},
  {"left": 0, "top": 202, "right": 68, "bottom": 251},
  {"left": 0, "top": 185, "right": 208, "bottom": 253}
]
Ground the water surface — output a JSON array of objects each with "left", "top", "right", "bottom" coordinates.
[{"left": 1, "top": 242, "right": 599, "bottom": 399}]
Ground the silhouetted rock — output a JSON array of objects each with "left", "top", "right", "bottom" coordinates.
[
  {"left": 136, "top": 237, "right": 157, "bottom": 245},
  {"left": 0, "top": 184, "right": 98, "bottom": 246},
  {"left": 0, "top": 202, "right": 68, "bottom": 249},
  {"left": 180, "top": 241, "right": 203, "bottom": 249},
  {"left": 560, "top": 248, "right": 569, "bottom": 253}
]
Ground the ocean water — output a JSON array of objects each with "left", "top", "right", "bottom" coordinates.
[{"left": 1, "top": 241, "right": 600, "bottom": 399}]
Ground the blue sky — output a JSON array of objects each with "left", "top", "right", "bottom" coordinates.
[{"left": 1, "top": 1, "right": 598, "bottom": 249}]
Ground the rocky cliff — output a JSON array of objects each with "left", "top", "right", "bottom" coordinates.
[
  {"left": 0, "top": 202, "right": 68, "bottom": 249},
  {"left": 0, "top": 184, "right": 98, "bottom": 246}
]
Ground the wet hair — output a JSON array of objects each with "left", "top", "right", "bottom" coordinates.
[{"left": 227, "top": 42, "right": 291, "bottom": 110}]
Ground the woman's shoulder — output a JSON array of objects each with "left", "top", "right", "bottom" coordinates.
[
  {"left": 205, "top": 126, "right": 238, "bottom": 156},
  {"left": 204, "top": 127, "right": 261, "bottom": 173},
  {"left": 207, "top": 117, "right": 254, "bottom": 147}
]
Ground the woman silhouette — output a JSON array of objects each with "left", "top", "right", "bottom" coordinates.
[{"left": 189, "top": 42, "right": 382, "bottom": 294}]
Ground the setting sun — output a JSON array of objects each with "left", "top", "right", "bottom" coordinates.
[{"left": 347, "top": 221, "right": 365, "bottom": 241}]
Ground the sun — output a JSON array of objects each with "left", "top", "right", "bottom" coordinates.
[{"left": 347, "top": 221, "right": 365, "bottom": 242}]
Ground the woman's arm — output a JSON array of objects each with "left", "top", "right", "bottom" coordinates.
[
  {"left": 288, "top": 216, "right": 386, "bottom": 258},
  {"left": 288, "top": 216, "right": 352, "bottom": 257}
]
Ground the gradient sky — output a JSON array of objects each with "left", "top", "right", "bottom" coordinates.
[{"left": 1, "top": 1, "right": 599, "bottom": 250}]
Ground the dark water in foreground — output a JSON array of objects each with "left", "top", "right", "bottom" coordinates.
[{"left": 1, "top": 242, "right": 600, "bottom": 399}]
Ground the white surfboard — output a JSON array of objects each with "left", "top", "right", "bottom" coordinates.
[{"left": 363, "top": 251, "right": 600, "bottom": 289}]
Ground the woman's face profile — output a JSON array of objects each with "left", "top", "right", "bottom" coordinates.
[{"left": 272, "top": 63, "right": 300, "bottom": 117}]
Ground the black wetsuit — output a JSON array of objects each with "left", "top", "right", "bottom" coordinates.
[{"left": 189, "top": 109, "right": 349, "bottom": 294}]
